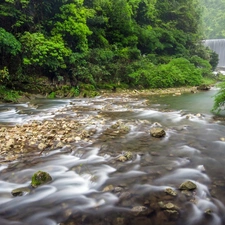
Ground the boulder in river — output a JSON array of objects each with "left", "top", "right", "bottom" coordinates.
[
  {"left": 179, "top": 180, "right": 197, "bottom": 190},
  {"left": 31, "top": 171, "right": 52, "bottom": 188},
  {"left": 150, "top": 127, "right": 166, "bottom": 138}
]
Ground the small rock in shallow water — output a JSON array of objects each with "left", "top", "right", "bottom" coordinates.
[
  {"left": 164, "top": 188, "right": 177, "bottom": 196},
  {"left": 179, "top": 180, "right": 197, "bottom": 190},
  {"left": 204, "top": 208, "right": 213, "bottom": 215},
  {"left": 150, "top": 128, "right": 166, "bottom": 138},
  {"left": 102, "top": 184, "right": 114, "bottom": 192},
  {"left": 31, "top": 171, "right": 52, "bottom": 188},
  {"left": 131, "top": 206, "right": 150, "bottom": 216},
  {"left": 11, "top": 187, "right": 31, "bottom": 196}
]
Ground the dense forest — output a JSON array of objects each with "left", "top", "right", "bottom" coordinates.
[
  {"left": 201, "top": 0, "right": 225, "bottom": 39},
  {"left": 0, "top": 0, "right": 218, "bottom": 100}
]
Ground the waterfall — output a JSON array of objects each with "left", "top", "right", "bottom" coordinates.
[{"left": 203, "top": 39, "right": 225, "bottom": 68}]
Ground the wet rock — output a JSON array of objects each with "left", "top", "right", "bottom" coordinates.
[
  {"left": 11, "top": 187, "right": 31, "bottom": 196},
  {"left": 114, "top": 187, "right": 123, "bottom": 192},
  {"left": 117, "top": 155, "right": 127, "bottom": 162},
  {"left": 123, "top": 151, "right": 133, "bottom": 160},
  {"left": 31, "top": 171, "right": 52, "bottom": 188},
  {"left": 117, "top": 151, "right": 133, "bottom": 162},
  {"left": 158, "top": 202, "right": 178, "bottom": 210},
  {"left": 158, "top": 202, "right": 180, "bottom": 220},
  {"left": 150, "top": 127, "right": 166, "bottom": 138},
  {"left": 113, "top": 217, "right": 125, "bottom": 225},
  {"left": 119, "top": 191, "right": 132, "bottom": 202},
  {"left": 38, "top": 142, "right": 47, "bottom": 151},
  {"left": 179, "top": 180, "right": 197, "bottom": 190},
  {"left": 164, "top": 188, "right": 177, "bottom": 196},
  {"left": 6, "top": 139, "right": 15, "bottom": 148},
  {"left": 204, "top": 208, "right": 213, "bottom": 215},
  {"left": 102, "top": 184, "right": 114, "bottom": 192},
  {"left": 185, "top": 114, "right": 194, "bottom": 119},
  {"left": 197, "top": 84, "right": 211, "bottom": 91},
  {"left": 164, "top": 209, "right": 179, "bottom": 220},
  {"left": 56, "top": 141, "right": 64, "bottom": 148},
  {"left": 131, "top": 206, "right": 150, "bottom": 216},
  {"left": 75, "top": 136, "right": 81, "bottom": 141}
]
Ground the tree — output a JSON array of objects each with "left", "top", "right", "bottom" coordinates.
[
  {"left": 51, "top": 1, "right": 93, "bottom": 52},
  {"left": 20, "top": 32, "right": 72, "bottom": 72},
  {"left": 200, "top": 0, "right": 225, "bottom": 38},
  {"left": 0, "top": 27, "right": 21, "bottom": 81}
]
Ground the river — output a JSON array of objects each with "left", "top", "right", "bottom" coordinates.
[{"left": 0, "top": 88, "right": 225, "bottom": 225}]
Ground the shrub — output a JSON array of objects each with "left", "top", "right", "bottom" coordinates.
[
  {"left": 212, "top": 82, "right": 225, "bottom": 114},
  {"left": 128, "top": 57, "right": 203, "bottom": 88},
  {"left": 0, "top": 85, "right": 20, "bottom": 102}
]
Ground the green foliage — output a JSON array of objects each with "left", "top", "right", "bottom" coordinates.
[
  {"left": 55, "top": 85, "right": 80, "bottom": 97},
  {"left": 200, "top": 0, "right": 225, "bottom": 38},
  {"left": 209, "top": 50, "right": 219, "bottom": 71},
  {"left": 47, "top": 92, "right": 56, "bottom": 99},
  {"left": 79, "top": 83, "right": 99, "bottom": 97},
  {"left": 20, "top": 32, "right": 72, "bottom": 71},
  {"left": 0, "top": 85, "right": 20, "bottom": 102},
  {"left": 0, "top": 67, "right": 9, "bottom": 82},
  {"left": 0, "top": 27, "right": 21, "bottom": 56},
  {"left": 212, "top": 82, "right": 225, "bottom": 114},
  {"left": 190, "top": 55, "right": 212, "bottom": 77},
  {"left": 52, "top": 2, "right": 93, "bottom": 52},
  {"left": 129, "top": 57, "right": 203, "bottom": 88},
  {"left": 0, "top": 0, "right": 213, "bottom": 95},
  {"left": 69, "top": 86, "right": 80, "bottom": 97}
]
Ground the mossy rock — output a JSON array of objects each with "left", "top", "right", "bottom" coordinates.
[{"left": 31, "top": 171, "right": 52, "bottom": 188}]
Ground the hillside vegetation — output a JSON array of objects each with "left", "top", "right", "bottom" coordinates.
[
  {"left": 0, "top": 0, "right": 217, "bottom": 100},
  {"left": 200, "top": 0, "right": 225, "bottom": 39}
]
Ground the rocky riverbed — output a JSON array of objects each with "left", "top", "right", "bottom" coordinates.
[{"left": 0, "top": 86, "right": 198, "bottom": 162}]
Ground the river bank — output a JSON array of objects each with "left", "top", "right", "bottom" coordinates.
[{"left": 16, "top": 86, "right": 199, "bottom": 103}]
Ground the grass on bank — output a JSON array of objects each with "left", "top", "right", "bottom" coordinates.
[{"left": 0, "top": 85, "right": 21, "bottom": 102}]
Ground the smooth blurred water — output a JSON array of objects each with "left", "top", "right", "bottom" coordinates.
[{"left": 148, "top": 88, "right": 218, "bottom": 115}]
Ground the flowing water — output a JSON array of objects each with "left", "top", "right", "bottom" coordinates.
[{"left": 0, "top": 89, "right": 225, "bottom": 225}]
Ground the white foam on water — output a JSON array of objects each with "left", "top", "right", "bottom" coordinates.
[
  {"left": 196, "top": 198, "right": 219, "bottom": 213},
  {"left": 155, "top": 168, "right": 210, "bottom": 184},
  {"left": 172, "top": 145, "right": 201, "bottom": 157},
  {"left": 21, "top": 185, "right": 57, "bottom": 204},
  {"left": 25, "top": 212, "right": 59, "bottom": 225},
  {"left": 133, "top": 183, "right": 177, "bottom": 194}
]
